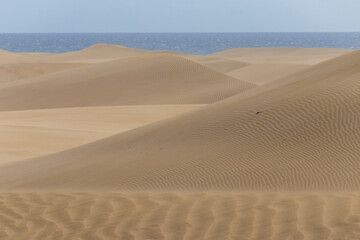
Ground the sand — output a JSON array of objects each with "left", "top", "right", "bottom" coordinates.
[
  {"left": 0, "top": 105, "right": 202, "bottom": 164},
  {"left": 188, "top": 55, "right": 250, "bottom": 73},
  {"left": 0, "top": 45, "right": 359, "bottom": 239},
  {"left": 1, "top": 193, "right": 360, "bottom": 240},
  {"left": 227, "top": 63, "right": 309, "bottom": 85},
  {"left": 0, "top": 49, "right": 43, "bottom": 65},
  {"left": 0, "top": 62, "right": 87, "bottom": 84},
  {"left": 210, "top": 47, "right": 352, "bottom": 64},
  {"left": 0, "top": 54, "right": 255, "bottom": 111},
  {"left": 42, "top": 44, "right": 150, "bottom": 63}
]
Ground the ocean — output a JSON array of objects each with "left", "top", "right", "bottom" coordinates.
[{"left": 0, "top": 32, "right": 359, "bottom": 55}]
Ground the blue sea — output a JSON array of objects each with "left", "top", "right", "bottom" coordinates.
[{"left": 0, "top": 33, "right": 359, "bottom": 55}]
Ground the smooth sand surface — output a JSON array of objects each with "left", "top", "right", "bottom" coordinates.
[
  {"left": 211, "top": 47, "right": 352, "bottom": 64},
  {"left": 146, "top": 51, "right": 250, "bottom": 73},
  {"left": 188, "top": 55, "right": 250, "bottom": 73},
  {"left": 227, "top": 63, "right": 309, "bottom": 85},
  {"left": 211, "top": 47, "right": 352, "bottom": 58},
  {"left": 0, "top": 62, "right": 87, "bottom": 84},
  {"left": 0, "top": 105, "right": 202, "bottom": 163},
  {"left": 0, "top": 45, "right": 359, "bottom": 239},
  {"left": 0, "top": 49, "right": 43, "bottom": 65}
]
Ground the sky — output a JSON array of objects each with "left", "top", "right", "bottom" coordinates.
[{"left": 0, "top": 0, "right": 359, "bottom": 33}]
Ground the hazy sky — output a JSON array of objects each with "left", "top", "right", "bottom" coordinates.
[{"left": 1, "top": 0, "right": 359, "bottom": 32}]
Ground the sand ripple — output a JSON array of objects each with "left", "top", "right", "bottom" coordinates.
[{"left": 0, "top": 193, "right": 360, "bottom": 240}]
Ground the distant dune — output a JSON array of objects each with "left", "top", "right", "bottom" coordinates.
[
  {"left": 0, "top": 45, "right": 359, "bottom": 239},
  {"left": 0, "top": 62, "right": 87, "bottom": 84},
  {"left": 0, "top": 49, "right": 42, "bottom": 65},
  {"left": 146, "top": 51, "right": 251, "bottom": 73},
  {"left": 211, "top": 47, "right": 352, "bottom": 64},
  {"left": 227, "top": 63, "right": 309, "bottom": 85},
  {"left": 211, "top": 47, "right": 351, "bottom": 57},
  {"left": 0, "top": 54, "right": 254, "bottom": 111},
  {"left": 43, "top": 43, "right": 149, "bottom": 63},
  {"left": 188, "top": 55, "right": 250, "bottom": 73}
]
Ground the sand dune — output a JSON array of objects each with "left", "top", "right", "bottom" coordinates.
[
  {"left": 211, "top": 47, "right": 352, "bottom": 64},
  {"left": 0, "top": 192, "right": 359, "bottom": 240},
  {"left": 0, "top": 54, "right": 255, "bottom": 111},
  {"left": 0, "top": 105, "right": 202, "bottom": 163},
  {"left": 0, "top": 45, "right": 359, "bottom": 239},
  {"left": 144, "top": 50, "right": 249, "bottom": 73},
  {"left": 211, "top": 47, "right": 352, "bottom": 58},
  {"left": 19, "top": 52, "right": 56, "bottom": 58},
  {"left": 2, "top": 50, "right": 360, "bottom": 191},
  {"left": 0, "top": 50, "right": 42, "bottom": 65},
  {"left": 0, "top": 62, "right": 87, "bottom": 84},
  {"left": 227, "top": 63, "right": 309, "bottom": 85},
  {"left": 43, "top": 44, "right": 149, "bottom": 63},
  {"left": 146, "top": 50, "right": 189, "bottom": 56},
  {"left": 188, "top": 56, "right": 250, "bottom": 73}
]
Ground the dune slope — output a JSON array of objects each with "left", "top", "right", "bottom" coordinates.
[
  {"left": 0, "top": 50, "right": 42, "bottom": 65},
  {"left": 227, "top": 63, "right": 309, "bottom": 85},
  {"left": 0, "top": 62, "right": 87, "bottom": 84},
  {"left": 189, "top": 56, "right": 250, "bottom": 73},
  {"left": 146, "top": 51, "right": 250, "bottom": 73},
  {"left": 0, "top": 54, "right": 255, "bottom": 111},
  {"left": 1, "top": 50, "right": 360, "bottom": 191},
  {"left": 0, "top": 105, "right": 202, "bottom": 163}
]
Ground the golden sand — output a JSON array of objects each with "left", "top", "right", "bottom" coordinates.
[{"left": 0, "top": 45, "right": 359, "bottom": 239}]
